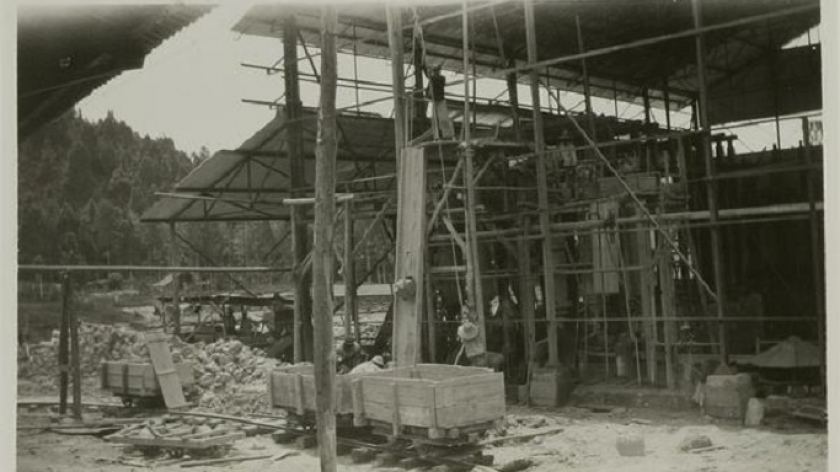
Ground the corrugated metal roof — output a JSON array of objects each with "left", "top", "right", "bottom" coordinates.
[
  {"left": 18, "top": 4, "right": 214, "bottom": 140},
  {"left": 231, "top": 0, "right": 820, "bottom": 122}
]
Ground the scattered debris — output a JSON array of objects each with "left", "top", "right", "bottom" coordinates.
[
  {"left": 497, "top": 458, "right": 534, "bottom": 472},
  {"left": 271, "top": 450, "right": 300, "bottom": 462},
  {"left": 180, "top": 453, "right": 273, "bottom": 468},
  {"left": 615, "top": 434, "right": 645, "bottom": 457},
  {"left": 679, "top": 433, "right": 714, "bottom": 452},
  {"left": 689, "top": 445, "right": 726, "bottom": 454},
  {"left": 479, "top": 427, "right": 565, "bottom": 447}
]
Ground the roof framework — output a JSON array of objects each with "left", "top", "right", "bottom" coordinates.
[{"left": 17, "top": 4, "right": 213, "bottom": 139}]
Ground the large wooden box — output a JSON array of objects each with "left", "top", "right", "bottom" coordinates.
[
  {"left": 100, "top": 361, "right": 194, "bottom": 397},
  {"left": 354, "top": 364, "right": 505, "bottom": 438},
  {"left": 268, "top": 364, "right": 359, "bottom": 415}
]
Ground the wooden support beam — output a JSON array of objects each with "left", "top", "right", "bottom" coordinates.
[
  {"left": 463, "top": 144, "right": 487, "bottom": 353},
  {"left": 575, "top": 15, "right": 596, "bottom": 140},
  {"left": 344, "top": 200, "right": 357, "bottom": 341},
  {"left": 692, "top": 0, "right": 728, "bottom": 364},
  {"left": 58, "top": 273, "right": 70, "bottom": 416},
  {"left": 353, "top": 196, "right": 394, "bottom": 256},
  {"left": 392, "top": 147, "right": 427, "bottom": 366},
  {"left": 524, "top": 0, "right": 559, "bottom": 367},
  {"left": 658, "top": 240, "right": 677, "bottom": 390},
  {"left": 386, "top": 5, "right": 406, "bottom": 169},
  {"left": 312, "top": 7, "right": 338, "bottom": 472},
  {"left": 68, "top": 273, "right": 81, "bottom": 420},
  {"left": 517, "top": 229, "right": 536, "bottom": 379},
  {"left": 286, "top": 14, "right": 313, "bottom": 363},
  {"left": 169, "top": 223, "right": 181, "bottom": 336}
]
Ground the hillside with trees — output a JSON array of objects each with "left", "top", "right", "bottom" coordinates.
[{"left": 17, "top": 110, "right": 289, "bottom": 272}]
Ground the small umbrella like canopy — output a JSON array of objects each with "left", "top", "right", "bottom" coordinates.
[{"left": 752, "top": 336, "right": 821, "bottom": 368}]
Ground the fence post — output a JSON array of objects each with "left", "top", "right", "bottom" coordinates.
[{"left": 58, "top": 272, "right": 70, "bottom": 415}]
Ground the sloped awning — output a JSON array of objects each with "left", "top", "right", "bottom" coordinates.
[
  {"left": 141, "top": 107, "right": 400, "bottom": 223},
  {"left": 18, "top": 4, "right": 213, "bottom": 140}
]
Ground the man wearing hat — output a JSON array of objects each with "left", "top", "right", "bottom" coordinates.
[
  {"left": 457, "top": 308, "right": 487, "bottom": 367},
  {"left": 336, "top": 337, "right": 366, "bottom": 375},
  {"left": 425, "top": 63, "right": 455, "bottom": 140},
  {"left": 349, "top": 355, "right": 386, "bottom": 375}
]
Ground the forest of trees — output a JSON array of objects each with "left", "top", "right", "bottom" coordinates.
[{"left": 18, "top": 110, "right": 291, "bottom": 271}]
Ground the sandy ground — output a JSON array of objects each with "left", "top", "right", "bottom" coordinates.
[{"left": 16, "top": 405, "right": 827, "bottom": 472}]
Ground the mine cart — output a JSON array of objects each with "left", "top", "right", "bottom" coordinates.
[
  {"left": 100, "top": 361, "right": 195, "bottom": 407},
  {"left": 268, "top": 363, "right": 361, "bottom": 427},
  {"left": 353, "top": 364, "right": 505, "bottom": 445}
]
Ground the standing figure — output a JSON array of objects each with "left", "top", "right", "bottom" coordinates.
[{"left": 425, "top": 64, "right": 454, "bottom": 140}]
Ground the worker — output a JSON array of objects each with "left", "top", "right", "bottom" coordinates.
[
  {"left": 336, "top": 337, "right": 366, "bottom": 374},
  {"left": 425, "top": 63, "right": 454, "bottom": 140},
  {"left": 456, "top": 307, "right": 487, "bottom": 366},
  {"left": 455, "top": 306, "right": 506, "bottom": 371},
  {"left": 348, "top": 355, "right": 386, "bottom": 375}
]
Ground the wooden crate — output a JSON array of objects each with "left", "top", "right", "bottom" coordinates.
[
  {"left": 353, "top": 364, "right": 505, "bottom": 440},
  {"left": 268, "top": 364, "right": 359, "bottom": 415},
  {"left": 100, "top": 361, "right": 194, "bottom": 398}
]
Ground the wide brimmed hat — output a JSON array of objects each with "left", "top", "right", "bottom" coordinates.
[
  {"left": 458, "top": 321, "right": 479, "bottom": 341},
  {"left": 372, "top": 355, "right": 385, "bottom": 367}
]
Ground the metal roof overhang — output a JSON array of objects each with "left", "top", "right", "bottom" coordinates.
[
  {"left": 231, "top": 0, "right": 820, "bottom": 123},
  {"left": 18, "top": 4, "right": 214, "bottom": 140}
]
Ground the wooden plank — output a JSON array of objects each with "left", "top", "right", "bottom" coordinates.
[
  {"left": 436, "top": 395, "right": 506, "bottom": 429},
  {"left": 393, "top": 146, "right": 427, "bottom": 367},
  {"left": 351, "top": 378, "right": 367, "bottom": 426},
  {"left": 362, "top": 401, "right": 433, "bottom": 427},
  {"left": 145, "top": 333, "right": 188, "bottom": 409},
  {"left": 435, "top": 377, "right": 504, "bottom": 408}
]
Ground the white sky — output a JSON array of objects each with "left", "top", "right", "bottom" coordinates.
[{"left": 76, "top": 4, "right": 815, "bottom": 157}]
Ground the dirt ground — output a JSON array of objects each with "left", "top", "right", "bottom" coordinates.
[{"left": 16, "top": 405, "right": 827, "bottom": 472}]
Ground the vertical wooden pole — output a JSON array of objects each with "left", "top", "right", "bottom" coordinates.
[
  {"left": 506, "top": 68, "right": 522, "bottom": 141},
  {"left": 58, "top": 272, "right": 70, "bottom": 415},
  {"left": 169, "top": 223, "right": 181, "bottom": 336},
  {"left": 575, "top": 15, "right": 596, "bottom": 140},
  {"left": 464, "top": 145, "right": 486, "bottom": 352},
  {"left": 413, "top": 35, "right": 426, "bottom": 131},
  {"left": 518, "top": 231, "right": 536, "bottom": 369},
  {"left": 525, "top": 0, "right": 559, "bottom": 367},
  {"left": 692, "top": 0, "right": 728, "bottom": 364},
  {"left": 68, "top": 273, "right": 82, "bottom": 420},
  {"left": 663, "top": 78, "right": 672, "bottom": 131},
  {"left": 386, "top": 5, "right": 406, "bottom": 168},
  {"left": 659, "top": 240, "right": 677, "bottom": 389},
  {"left": 286, "top": 14, "right": 312, "bottom": 363},
  {"left": 425, "top": 269, "right": 437, "bottom": 362},
  {"left": 803, "top": 119, "right": 825, "bottom": 392},
  {"left": 313, "top": 7, "right": 338, "bottom": 472},
  {"left": 343, "top": 200, "right": 357, "bottom": 341},
  {"left": 462, "top": 0, "right": 471, "bottom": 142}
]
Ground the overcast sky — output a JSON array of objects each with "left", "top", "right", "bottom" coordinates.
[{"left": 75, "top": 4, "right": 814, "bottom": 157}]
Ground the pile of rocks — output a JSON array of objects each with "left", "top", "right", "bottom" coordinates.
[
  {"left": 19, "top": 322, "right": 285, "bottom": 414},
  {"left": 19, "top": 323, "right": 148, "bottom": 378}
]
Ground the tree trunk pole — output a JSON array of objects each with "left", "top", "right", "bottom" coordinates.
[
  {"left": 312, "top": 7, "right": 338, "bottom": 472},
  {"left": 692, "top": 0, "right": 728, "bottom": 364},
  {"left": 285, "top": 14, "right": 313, "bottom": 363},
  {"left": 344, "top": 200, "right": 358, "bottom": 342},
  {"left": 68, "top": 273, "right": 82, "bottom": 420},
  {"left": 524, "top": 0, "right": 559, "bottom": 367},
  {"left": 58, "top": 272, "right": 70, "bottom": 415},
  {"left": 169, "top": 223, "right": 181, "bottom": 336}
]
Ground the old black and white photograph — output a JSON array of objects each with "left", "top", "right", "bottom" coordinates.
[{"left": 4, "top": 0, "right": 838, "bottom": 471}]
